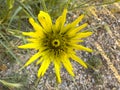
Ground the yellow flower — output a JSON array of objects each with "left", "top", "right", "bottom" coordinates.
[{"left": 18, "top": 9, "right": 93, "bottom": 83}]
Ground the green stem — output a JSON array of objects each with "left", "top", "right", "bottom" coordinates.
[
  {"left": 41, "top": 0, "right": 47, "bottom": 12},
  {"left": 0, "top": 40, "right": 21, "bottom": 64},
  {"left": 15, "top": 0, "right": 35, "bottom": 18},
  {"left": 35, "top": 78, "right": 41, "bottom": 87},
  {"left": 86, "top": 62, "right": 97, "bottom": 71}
]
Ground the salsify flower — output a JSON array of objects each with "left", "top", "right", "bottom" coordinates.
[{"left": 18, "top": 9, "right": 93, "bottom": 83}]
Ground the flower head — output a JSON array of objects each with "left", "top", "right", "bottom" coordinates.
[{"left": 18, "top": 9, "right": 93, "bottom": 83}]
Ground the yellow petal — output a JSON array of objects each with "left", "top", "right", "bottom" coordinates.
[
  {"left": 56, "top": 9, "right": 67, "bottom": 32},
  {"left": 37, "top": 58, "right": 51, "bottom": 77},
  {"left": 38, "top": 11, "right": 52, "bottom": 32},
  {"left": 29, "top": 18, "right": 44, "bottom": 36},
  {"left": 60, "top": 15, "right": 84, "bottom": 34},
  {"left": 74, "top": 32, "right": 93, "bottom": 39},
  {"left": 73, "top": 44, "right": 93, "bottom": 52},
  {"left": 70, "top": 54, "right": 87, "bottom": 68},
  {"left": 36, "top": 58, "right": 43, "bottom": 65},
  {"left": 24, "top": 52, "right": 41, "bottom": 66},
  {"left": 67, "top": 23, "right": 88, "bottom": 36},
  {"left": 54, "top": 59, "right": 61, "bottom": 83},
  {"left": 29, "top": 18, "right": 43, "bottom": 31},
  {"left": 71, "top": 14, "right": 84, "bottom": 27},
  {"left": 69, "top": 40, "right": 84, "bottom": 44},
  {"left": 26, "top": 38, "right": 41, "bottom": 43},
  {"left": 22, "top": 32, "right": 39, "bottom": 38},
  {"left": 61, "top": 57, "right": 74, "bottom": 76},
  {"left": 18, "top": 43, "right": 39, "bottom": 49}
]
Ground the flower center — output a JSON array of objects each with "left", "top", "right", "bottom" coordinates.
[{"left": 52, "top": 39, "right": 60, "bottom": 47}]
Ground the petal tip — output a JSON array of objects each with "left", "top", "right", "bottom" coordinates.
[
  {"left": 29, "top": 18, "right": 34, "bottom": 23},
  {"left": 18, "top": 46, "right": 22, "bottom": 48}
]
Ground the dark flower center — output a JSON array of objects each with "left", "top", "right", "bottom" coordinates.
[
  {"left": 42, "top": 33, "right": 69, "bottom": 56},
  {"left": 52, "top": 39, "right": 60, "bottom": 47}
]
